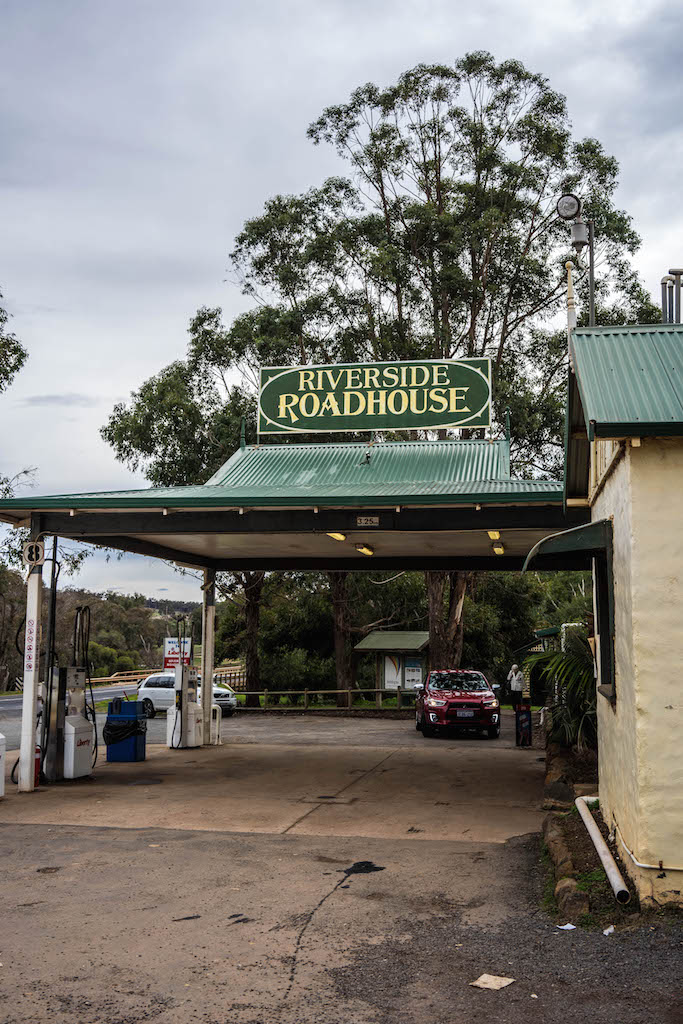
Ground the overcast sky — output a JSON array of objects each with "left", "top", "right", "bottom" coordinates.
[{"left": 1, "top": 0, "right": 681, "bottom": 599}]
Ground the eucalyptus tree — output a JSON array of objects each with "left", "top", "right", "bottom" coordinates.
[
  {"left": 102, "top": 51, "right": 657, "bottom": 676},
  {"left": 0, "top": 290, "right": 27, "bottom": 397}
]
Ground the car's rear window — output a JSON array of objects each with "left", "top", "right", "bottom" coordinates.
[
  {"left": 144, "top": 675, "right": 174, "bottom": 686},
  {"left": 429, "top": 671, "right": 488, "bottom": 691}
]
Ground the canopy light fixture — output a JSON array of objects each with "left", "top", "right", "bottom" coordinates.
[
  {"left": 492, "top": 541, "right": 505, "bottom": 555},
  {"left": 355, "top": 543, "right": 374, "bottom": 556},
  {"left": 556, "top": 193, "right": 581, "bottom": 221},
  {"left": 327, "top": 532, "right": 346, "bottom": 542},
  {"left": 487, "top": 530, "right": 501, "bottom": 540}
]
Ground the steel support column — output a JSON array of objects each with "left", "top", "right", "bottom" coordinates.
[
  {"left": 201, "top": 568, "right": 216, "bottom": 744},
  {"left": 19, "top": 560, "right": 43, "bottom": 791}
]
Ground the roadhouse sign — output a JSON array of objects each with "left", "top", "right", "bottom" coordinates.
[{"left": 258, "top": 359, "right": 491, "bottom": 435}]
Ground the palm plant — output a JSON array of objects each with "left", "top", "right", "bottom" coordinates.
[{"left": 525, "top": 630, "right": 597, "bottom": 750}]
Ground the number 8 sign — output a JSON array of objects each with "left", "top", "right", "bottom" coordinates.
[{"left": 22, "top": 541, "right": 45, "bottom": 566}]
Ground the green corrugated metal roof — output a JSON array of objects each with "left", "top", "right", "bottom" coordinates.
[
  {"left": 0, "top": 438, "right": 564, "bottom": 513},
  {"left": 570, "top": 324, "right": 683, "bottom": 438},
  {"left": 354, "top": 630, "right": 429, "bottom": 652}
]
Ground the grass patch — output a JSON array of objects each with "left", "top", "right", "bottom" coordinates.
[
  {"left": 540, "top": 842, "right": 558, "bottom": 917},
  {"left": 576, "top": 868, "right": 606, "bottom": 893}
]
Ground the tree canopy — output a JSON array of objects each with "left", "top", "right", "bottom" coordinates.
[{"left": 0, "top": 290, "right": 27, "bottom": 397}]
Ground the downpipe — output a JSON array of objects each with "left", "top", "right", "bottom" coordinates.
[{"left": 575, "top": 797, "right": 631, "bottom": 905}]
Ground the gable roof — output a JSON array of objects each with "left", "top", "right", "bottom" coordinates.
[
  {"left": 354, "top": 630, "right": 430, "bottom": 652},
  {"left": 569, "top": 324, "right": 683, "bottom": 440},
  {"left": 565, "top": 324, "right": 683, "bottom": 500}
]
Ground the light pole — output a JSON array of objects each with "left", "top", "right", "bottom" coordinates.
[{"left": 557, "top": 194, "right": 595, "bottom": 327}]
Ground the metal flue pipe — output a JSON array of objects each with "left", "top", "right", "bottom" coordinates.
[
  {"left": 662, "top": 276, "right": 673, "bottom": 321},
  {"left": 669, "top": 268, "right": 683, "bottom": 323}
]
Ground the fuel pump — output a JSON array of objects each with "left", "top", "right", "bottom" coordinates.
[
  {"left": 48, "top": 606, "right": 96, "bottom": 780},
  {"left": 166, "top": 619, "right": 203, "bottom": 748}
]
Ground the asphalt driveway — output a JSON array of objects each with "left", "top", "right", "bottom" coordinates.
[{"left": 1, "top": 716, "right": 680, "bottom": 1023}]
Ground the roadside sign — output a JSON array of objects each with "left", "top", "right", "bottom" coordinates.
[
  {"left": 258, "top": 358, "right": 492, "bottom": 435},
  {"left": 22, "top": 541, "right": 45, "bottom": 566},
  {"left": 163, "top": 637, "right": 191, "bottom": 669}
]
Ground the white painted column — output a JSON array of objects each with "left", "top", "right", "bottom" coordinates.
[
  {"left": 19, "top": 562, "right": 43, "bottom": 791},
  {"left": 201, "top": 568, "right": 216, "bottom": 744}
]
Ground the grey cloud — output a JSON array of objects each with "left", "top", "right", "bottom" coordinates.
[{"left": 22, "top": 393, "right": 101, "bottom": 408}]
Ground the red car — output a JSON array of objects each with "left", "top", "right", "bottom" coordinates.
[{"left": 416, "top": 669, "right": 501, "bottom": 739}]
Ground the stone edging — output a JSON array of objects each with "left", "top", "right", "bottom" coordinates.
[{"left": 543, "top": 812, "right": 590, "bottom": 921}]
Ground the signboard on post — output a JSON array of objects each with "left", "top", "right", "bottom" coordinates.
[
  {"left": 163, "top": 637, "right": 191, "bottom": 669},
  {"left": 22, "top": 541, "right": 45, "bottom": 566},
  {"left": 258, "top": 359, "right": 491, "bottom": 436}
]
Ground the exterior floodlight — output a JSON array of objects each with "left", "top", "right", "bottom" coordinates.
[
  {"left": 557, "top": 194, "right": 581, "bottom": 220},
  {"left": 492, "top": 541, "right": 505, "bottom": 556},
  {"left": 355, "top": 543, "right": 374, "bottom": 556},
  {"left": 487, "top": 530, "right": 501, "bottom": 541},
  {"left": 327, "top": 532, "right": 346, "bottom": 542},
  {"left": 571, "top": 219, "right": 589, "bottom": 249}
]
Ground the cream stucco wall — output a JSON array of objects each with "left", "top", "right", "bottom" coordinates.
[{"left": 593, "top": 437, "right": 683, "bottom": 905}]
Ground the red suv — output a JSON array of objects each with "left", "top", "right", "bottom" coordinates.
[{"left": 416, "top": 669, "right": 501, "bottom": 739}]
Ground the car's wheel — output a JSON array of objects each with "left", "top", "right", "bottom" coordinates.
[
  {"left": 420, "top": 714, "right": 435, "bottom": 737},
  {"left": 142, "top": 698, "right": 155, "bottom": 719},
  {"left": 487, "top": 724, "right": 500, "bottom": 739},
  {"left": 222, "top": 709, "right": 234, "bottom": 717}
]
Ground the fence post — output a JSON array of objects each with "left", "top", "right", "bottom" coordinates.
[
  {"left": 347, "top": 687, "right": 352, "bottom": 710},
  {"left": 263, "top": 688, "right": 268, "bottom": 711},
  {"left": 304, "top": 688, "right": 309, "bottom": 710},
  {"left": 397, "top": 686, "right": 402, "bottom": 710},
  {"left": 376, "top": 687, "right": 382, "bottom": 709}
]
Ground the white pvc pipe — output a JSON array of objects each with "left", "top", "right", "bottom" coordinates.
[
  {"left": 575, "top": 797, "right": 631, "bottom": 905},
  {"left": 614, "top": 821, "right": 683, "bottom": 873}
]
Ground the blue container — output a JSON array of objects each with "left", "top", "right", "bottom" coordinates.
[{"left": 105, "top": 700, "right": 147, "bottom": 762}]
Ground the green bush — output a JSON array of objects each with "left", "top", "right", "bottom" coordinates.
[
  {"left": 260, "top": 647, "right": 335, "bottom": 697},
  {"left": 525, "top": 629, "right": 597, "bottom": 750}
]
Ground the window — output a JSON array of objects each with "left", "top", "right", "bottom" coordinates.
[
  {"left": 594, "top": 553, "right": 616, "bottom": 705},
  {"left": 146, "top": 675, "right": 175, "bottom": 688}
]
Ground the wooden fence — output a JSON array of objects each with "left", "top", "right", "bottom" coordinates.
[
  {"left": 233, "top": 687, "right": 417, "bottom": 710},
  {"left": 91, "top": 663, "right": 245, "bottom": 688}
]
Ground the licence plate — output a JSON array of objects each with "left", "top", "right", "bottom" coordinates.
[{"left": 456, "top": 710, "right": 475, "bottom": 718}]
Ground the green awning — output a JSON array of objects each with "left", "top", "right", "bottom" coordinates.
[
  {"left": 0, "top": 438, "right": 567, "bottom": 518},
  {"left": 522, "top": 519, "right": 612, "bottom": 571}
]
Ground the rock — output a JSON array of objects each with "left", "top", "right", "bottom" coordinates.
[
  {"left": 555, "top": 878, "right": 589, "bottom": 922},
  {"left": 544, "top": 765, "right": 575, "bottom": 805},
  {"left": 544, "top": 826, "right": 575, "bottom": 879},
  {"left": 574, "top": 783, "right": 598, "bottom": 798}
]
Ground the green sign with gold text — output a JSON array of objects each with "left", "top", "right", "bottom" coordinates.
[{"left": 258, "top": 359, "right": 492, "bottom": 435}]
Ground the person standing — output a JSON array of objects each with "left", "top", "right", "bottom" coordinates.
[{"left": 507, "top": 664, "right": 524, "bottom": 708}]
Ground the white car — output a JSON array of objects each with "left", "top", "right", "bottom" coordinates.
[{"left": 137, "top": 672, "right": 238, "bottom": 718}]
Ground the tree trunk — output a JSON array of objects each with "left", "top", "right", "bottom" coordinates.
[
  {"left": 327, "top": 571, "right": 353, "bottom": 706},
  {"left": 425, "top": 570, "right": 470, "bottom": 669},
  {"left": 242, "top": 572, "right": 265, "bottom": 707}
]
